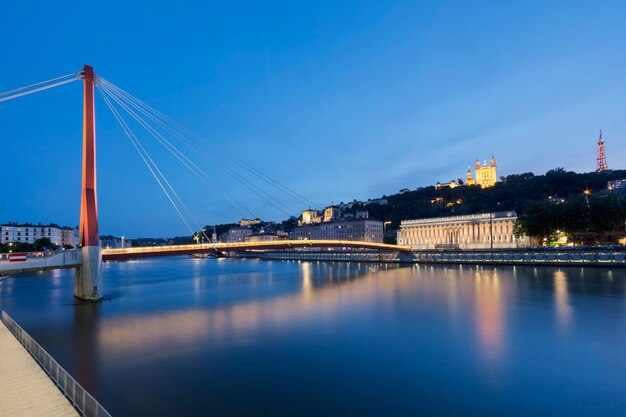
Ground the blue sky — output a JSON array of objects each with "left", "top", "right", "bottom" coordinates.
[{"left": 1, "top": 0, "right": 626, "bottom": 237}]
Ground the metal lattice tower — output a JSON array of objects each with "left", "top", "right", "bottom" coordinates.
[{"left": 596, "top": 130, "right": 609, "bottom": 172}]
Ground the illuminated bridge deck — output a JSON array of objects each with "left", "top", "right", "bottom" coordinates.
[{"left": 102, "top": 240, "right": 412, "bottom": 261}]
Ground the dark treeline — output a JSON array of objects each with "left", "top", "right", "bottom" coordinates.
[{"left": 514, "top": 195, "right": 626, "bottom": 243}]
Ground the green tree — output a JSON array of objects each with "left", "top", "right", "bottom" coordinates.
[{"left": 33, "top": 238, "right": 57, "bottom": 251}]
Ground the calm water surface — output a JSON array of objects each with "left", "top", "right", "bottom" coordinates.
[{"left": 1, "top": 258, "right": 625, "bottom": 416}]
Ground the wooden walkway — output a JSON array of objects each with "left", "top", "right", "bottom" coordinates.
[{"left": 0, "top": 322, "right": 78, "bottom": 417}]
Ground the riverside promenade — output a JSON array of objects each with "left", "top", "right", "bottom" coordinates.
[{"left": 0, "top": 321, "right": 78, "bottom": 417}]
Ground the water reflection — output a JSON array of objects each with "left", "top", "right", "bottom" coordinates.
[
  {"left": 554, "top": 270, "right": 572, "bottom": 332},
  {"left": 473, "top": 269, "right": 505, "bottom": 366},
  {"left": 1, "top": 260, "right": 626, "bottom": 417},
  {"left": 96, "top": 262, "right": 417, "bottom": 363}
]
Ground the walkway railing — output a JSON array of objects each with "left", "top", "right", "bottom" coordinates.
[
  {"left": 413, "top": 249, "right": 626, "bottom": 266},
  {"left": 1, "top": 311, "right": 112, "bottom": 417},
  {"left": 0, "top": 250, "right": 82, "bottom": 275}
]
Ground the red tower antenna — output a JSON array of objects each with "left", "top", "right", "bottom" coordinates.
[{"left": 596, "top": 130, "right": 609, "bottom": 172}]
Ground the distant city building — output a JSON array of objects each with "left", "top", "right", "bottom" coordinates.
[
  {"left": 239, "top": 218, "right": 262, "bottom": 227},
  {"left": 225, "top": 226, "right": 253, "bottom": 243},
  {"left": 399, "top": 188, "right": 410, "bottom": 194},
  {"left": 608, "top": 179, "right": 626, "bottom": 190},
  {"left": 596, "top": 130, "right": 609, "bottom": 172},
  {"left": 466, "top": 167, "right": 475, "bottom": 185},
  {"left": 100, "top": 235, "right": 131, "bottom": 249},
  {"left": 246, "top": 232, "right": 279, "bottom": 242},
  {"left": 355, "top": 210, "right": 369, "bottom": 219},
  {"left": 607, "top": 179, "right": 626, "bottom": 196},
  {"left": 474, "top": 156, "right": 497, "bottom": 188},
  {"left": 290, "top": 219, "right": 383, "bottom": 243},
  {"left": 323, "top": 206, "right": 341, "bottom": 222},
  {"left": 436, "top": 156, "right": 496, "bottom": 189},
  {"left": 368, "top": 198, "right": 388, "bottom": 205},
  {"left": 299, "top": 209, "right": 322, "bottom": 225},
  {"left": 435, "top": 180, "right": 459, "bottom": 190},
  {"left": 397, "top": 211, "right": 528, "bottom": 250},
  {"left": 1, "top": 223, "right": 78, "bottom": 247},
  {"left": 62, "top": 227, "right": 80, "bottom": 248}
]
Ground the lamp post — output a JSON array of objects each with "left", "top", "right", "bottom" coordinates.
[
  {"left": 383, "top": 221, "right": 392, "bottom": 244},
  {"left": 489, "top": 213, "right": 493, "bottom": 251}
]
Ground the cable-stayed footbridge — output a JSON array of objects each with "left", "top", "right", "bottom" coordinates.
[{"left": 0, "top": 65, "right": 410, "bottom": 300}]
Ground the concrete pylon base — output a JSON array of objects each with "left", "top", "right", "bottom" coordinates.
[{"left": 75, "top": 245, "right": 102, "bottom": 301}]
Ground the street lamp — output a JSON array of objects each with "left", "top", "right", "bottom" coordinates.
[
  {"left": 489, "top": 213, "right": 493, "bottom": 251},
  {"left": 383, "top": 221, "right": 391, "bottom": 243}
]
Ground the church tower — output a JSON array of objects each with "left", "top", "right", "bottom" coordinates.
[
  {"left": 466, "top": 166, "right": 476, "bottom": 186},
  {"left": 473, "top": 156, "right": 497, "bottom": 188},
  {"left": 596, "top": 130, "right": 609, "bottom": 172}
]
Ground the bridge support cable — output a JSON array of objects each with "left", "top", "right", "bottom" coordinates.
[
  {"left": 99, "top": 89, "right": 200, "bottom": 237},
  {"left": 97, "top": 81, "right": 299, "bottom": 219},
  {"left": 0, "top": 72, "right": 81, "bottom": 102},
  {"left": 98, "top": 83, "right": 270, "bottom": 220},
  {"left": 96, "top": 77, "right": 321, "bottom": 211},
  {"left": 97, "top": 84, "right": 256, "bottom": 222},
  {"left": 98, "top": 81, "right": 299, "bottom": 218}
]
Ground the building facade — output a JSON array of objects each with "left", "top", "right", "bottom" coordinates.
[
  {"left": 225, "top": 226, "right": 253, "bottom": 243},
  {"left": 474, "top": 156, "right": 497, "bottom": 188},
  {"left": 290, "top": 219, "right": 384, "bottom": 243},
  {"left": 246, "top": 233, "right": 279, "bottom": 242},
  {"left": 100, "top": 235, "right": 131, "bottom": 249},
  {"left": 437, "top": 156, "right": 497, "bottom": 189},
  {"left": 239, "top": 218, "right": 262, "bottom": 227},
  {"left": 323, "top": 206, "right": 340, "bottom": 222},
  {"left": 1, "top": 223, "right": 78, "bottom": 247},
  {"left": 299, "top": 209, "right": 322, "bottom": 225},
  {"left": 397, "top": 211, "right": 528, "bottom": 250}
]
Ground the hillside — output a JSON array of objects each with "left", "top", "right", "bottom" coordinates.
[{"left": 343, "top": 168, "right": 626, "bottom": 227}]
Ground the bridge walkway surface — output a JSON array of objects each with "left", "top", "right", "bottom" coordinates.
[{"left": 0, "top": 322, "right": 79, "bottom": 417}]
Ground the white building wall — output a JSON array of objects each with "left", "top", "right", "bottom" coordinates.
[
  {"left": 397, "top": 212, "right": 529, "bottom": 249},
  {"left": 1, "top": 224, "right": 72, "bottom": 246}
]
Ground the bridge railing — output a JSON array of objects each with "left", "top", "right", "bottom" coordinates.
[
  {"left": 413, "top": 249, "right": 626, "bottom": 266},
  {"left": 102, "top": 239, "right": 411, "bottom": 257},
  {"left": 1, "top": 311, "right": 112, "bottom": 417},
  {"left": 0, "top": 249, "right": 80, "bottom": 262}
]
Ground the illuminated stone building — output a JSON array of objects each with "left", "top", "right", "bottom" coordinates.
[
  {"left": 474, "top": 156, "right": 497, "bottom": 188},
  {"left": 436, "top": 156, "right": 496, "bottom": 189},
  {"left": 299, "top": 209, "right": 322, "bottom": 225},
  {"left": 239, "top": 218, "right": 261, "bottom": 227},
  {"left": 397, "top": 211, "right": 528, "bottom": 250},
  {"left": 435, "top": 180, "right": 459, "bottom": 190},
  {"left": 466, "top": 167, "right": 475, "bottom": 185},
  {"left": 323, "top": 206, "right": 341, "bottom": 222}
]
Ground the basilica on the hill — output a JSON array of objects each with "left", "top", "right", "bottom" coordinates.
[{"left": 466, "top": 156, "right": 497, "bottom": 188}]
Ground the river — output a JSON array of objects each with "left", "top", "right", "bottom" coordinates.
[{"left": 0, "top": 258, "right": 625, "bottom": 416}]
